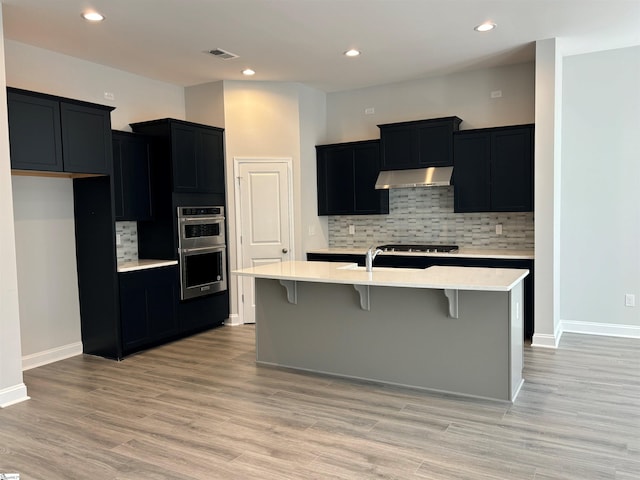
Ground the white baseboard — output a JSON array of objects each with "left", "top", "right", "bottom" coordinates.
[
  {"left": 22, "top": 341, "right": 83, "bottom": 371},
  {"left": 531, "top": 332, "right": 561, "bottom": 348},
  {"left": 0, "top": 383, "right": 30, "bottom": 408},
  {"left": 531, "top": 322, "right": 563, "bottom": 348},
  {"left": 225, "top": 313, "right": 243, "bottom": 326},
  {"left": 560, "top": 320, "right": 640, "bottom": 339}
]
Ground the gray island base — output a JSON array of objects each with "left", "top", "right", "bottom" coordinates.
[{"left": 235, "top": 261, "right": 527, "bottom": 402}]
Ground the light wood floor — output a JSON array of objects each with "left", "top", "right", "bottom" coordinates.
[{"left": 1, "top": 326, "right": 638, "bottom": 479}]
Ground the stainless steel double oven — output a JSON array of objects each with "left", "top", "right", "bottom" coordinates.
[{"left": 177, "top": 206, "right": 227, "bottom": 300}]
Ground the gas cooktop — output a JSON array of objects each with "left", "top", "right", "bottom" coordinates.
[{"left": 377, "top": 244, "right": 459, "bottom": 253}]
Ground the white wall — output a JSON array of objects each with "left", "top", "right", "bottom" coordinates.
[
  {"left": 207, "top": 81, "right": 326, "bottom": 324},
  {"left": 0, "top": 10, "right": 29, "bottom": 407},
  {"left": 533, "top": 39, "right": 564, "bottom": 348},
  {"left": 325, "top": 62, "right": 535, "bottom": 142},
  {"left": 5, "top": 40, "right": 186, "bottom": 363},
  {"left": 560, "top": 46, "right": 640, "bottom": 336},
  {"left": 185, "top": 81, "right": 225, "bottom": 128}
]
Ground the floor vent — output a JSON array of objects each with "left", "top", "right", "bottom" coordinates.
[{"left": 207, "top": 48, "right": 239, "bottom": 60}]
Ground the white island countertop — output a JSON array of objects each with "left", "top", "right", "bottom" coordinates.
[{"left": 233, "top": 260, "right": 529, "bottom": 292}]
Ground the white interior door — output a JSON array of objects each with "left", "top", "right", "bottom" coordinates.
[{"left": 237, "top": 160, "right": 292, "bottom": 324}]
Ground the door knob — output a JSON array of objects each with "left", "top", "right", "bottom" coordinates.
[{"left": 282, "top": 248, "right": 288, "bottom": 254}]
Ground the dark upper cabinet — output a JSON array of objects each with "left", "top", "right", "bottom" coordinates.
[
  {"left": 7, "top": 87, "right": 113, "bottom": 174},
  {"left": 316, "top": 140, "right": 389, "bottom": 215},
  {"left": 112, "top": 131, "right": 153, "bottom": 221},
  {"left": 130, "top": 118, "right": 225, "bottom": 195},
  {"left": 378, "top": 117, "right": 462, "bottom": 170},
  {"left": 453, "top": 124, "right": 534, "bottom": 213},
  {"left": 7, "top": 92, "right": 63, "bottom": 171}
]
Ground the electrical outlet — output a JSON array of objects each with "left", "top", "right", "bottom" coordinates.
[
  {"left": 115, "top": 234, "right": 122, "bottom": 246},
  {"left": 348, "top": 225, "right": 355, "bottom": 235},
  {"left": 495, "top": 224, "right": 503, "bottom": 235},
  {"left": 308, "top": 225, "right": 316, "bottom": 236},
  {"left": 491, "top": 90, "right": 502, "bottom": 98},
  {"left": 364, "top": 107, "right": 375, "bottom": 115},
  {"left": 103, "top": 91, "right": 115, "bottom": 101},
  {"left": 625, "top": 294, "right": 636, "bottom": 307}
]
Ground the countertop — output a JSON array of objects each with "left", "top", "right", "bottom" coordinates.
[
  {"left": 233, "top": 260, "right": 529, "bottom": 292},
  {"left": 307, "top": 247, "right": 534, "bottom": 260},
  {"left": 117, "top": 259, "right": 178, "bottom": 273}
]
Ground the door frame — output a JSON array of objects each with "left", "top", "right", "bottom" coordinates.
[{"left": 233, "top": 157, "right": 295, "bottom": 325}]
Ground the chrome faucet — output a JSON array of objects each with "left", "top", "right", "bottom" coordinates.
[{"left": 365, "top": 246, "right": 383, "bottom": 272}]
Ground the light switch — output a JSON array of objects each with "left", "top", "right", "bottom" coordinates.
[
  {"left": 116, "top": 234, "right": 122, "bottom": 246},
  {"left": 495, "top": 224, "right": 503, "bottom": 235},
  {"left": 625, "top": 294, "right": 636, "bottom": 307},
  {"left": 348, "top": 225, "right": 355, "bottom": 235}
]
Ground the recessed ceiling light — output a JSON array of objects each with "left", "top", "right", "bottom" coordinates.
[
  {"left": 344, "top": 49, "right": 361, "bottom": 57},
  {"left": 474, "top": 22, "right": 496, "bottom": 32},
  {"left": 81, "top": 11, "right": 105, "bottom": 22},
  {"left": 242, "top": 68, "right": 255, "bottom": 76}
]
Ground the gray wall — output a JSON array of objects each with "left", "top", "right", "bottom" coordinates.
[
  {"left": 560, "top": 46, "right": 640, "bottom": 331},
  {"left": 325, "top": 62, "right": 535, "bottom": 143}
]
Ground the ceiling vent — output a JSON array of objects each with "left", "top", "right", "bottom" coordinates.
[{"left": 207, "top": 48, "right": 239, "bottom": 60}]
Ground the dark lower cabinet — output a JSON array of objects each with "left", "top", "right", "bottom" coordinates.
[
  {"left": 178, "top": 291, "right": 229, "bottom": 334},
  {"left": 119, "top": 266, "right": 179, "bottom": 354},
  {"left": 7, "top": 87, "right": 113, "bottom": 174},
  {"left": 454, "top": 124, "right": 534, "bottom": 213},
  {"left": 307, "top": 252, "right": 535, "bottom": 340},
  {"left": 112, "top": 131, "right": 153, "bottom": 221}
]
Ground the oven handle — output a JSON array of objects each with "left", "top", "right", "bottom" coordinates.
[
  {"left": 179, "top": 216, "right": 225, "bottom": 223},
  {"left": 180, "top": 245, "right": 226, "bottom": 254}
]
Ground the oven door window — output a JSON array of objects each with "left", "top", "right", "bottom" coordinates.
[{"left": 184, "top": 251, "right": 223, "bottom": 288}]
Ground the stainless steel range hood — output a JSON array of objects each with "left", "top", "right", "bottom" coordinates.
[{"left": 374, "top": 166, "right": 453, "bottom": 189}]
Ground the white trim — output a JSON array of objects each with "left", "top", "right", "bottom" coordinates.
[
  {"left": 531, "top": 322, "right": 563, "bottom": 348},
  {"left": 0, "top": 383, "right": 30, "bottom": 408},
  {"left": 22, "top": 341, "right": 83, "bottom": 371},
  {"left": 233, "top": 157, "right": 295, "bottom": 325},
  {"left": 225, "top": 313, "right": 242, "bottom": 326},
  {"left": 560, "top": 319, "right": 640, "bottom": 339}
]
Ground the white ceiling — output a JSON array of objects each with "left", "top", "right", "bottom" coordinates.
[{"left": 2, "top": 0, "right": 639, "bottom": 93}]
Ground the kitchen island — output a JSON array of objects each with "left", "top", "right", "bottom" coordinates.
[{"left": 233, "top": 261, "right": 528, "bottom": 402}]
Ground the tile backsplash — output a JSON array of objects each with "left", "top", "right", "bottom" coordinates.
[
  {"left": 329, "top": 187, "right": 534, "bottom": 249},
  {"left": 115, "top": 221, "right": 139, "bottom": 262}
]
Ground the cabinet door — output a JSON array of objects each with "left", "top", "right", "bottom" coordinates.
[
  {"left": 7, "top": 91, "right": 63, "bottom": 171},
  {"left": 61, "top": 102, "right": 112, "bottom": 174},
  {"left": 171, "top": 124, "right": 199, "bottom": 192},
  {"left": 145, "top": 268, "right": 179, "bottom": 339},
  {"left": 453, "top": 132, "right": 491, "bottom": 212},
  {"left": 317, "top": 146, "right": 355, "bottom": 215},
  {"left": 113, "top": 133, "right": 153, "bottom": 221},
  {"left": 119, "top": 276, "right": 151, "bottom": 350},
  {"left": 380, "top": 125, "right": 416, "bottom": 170},
  {"left": 198, "top": 127, "right": 225, "bottom": 194},
  {"left": 417, "top": 122, "right": 454, "bottom": 167},
  {"left": 491, "top": 127, "right": 533, "bottom": 212},
  {"left": 119, "top": 266, "right": 179, "bottom": 353},
  {"left": 353, "top": 142, "right": 388, "bottom": 214}
]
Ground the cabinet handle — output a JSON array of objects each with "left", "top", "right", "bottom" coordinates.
[{"left": 282, "top": 248, "right": 288, "bottom": 254}]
